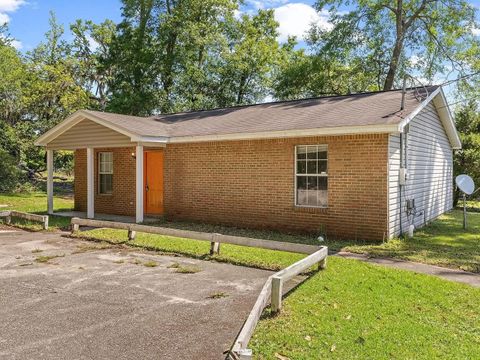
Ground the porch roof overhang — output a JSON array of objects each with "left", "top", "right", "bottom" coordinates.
[{"left": 35, "top": 110, "right": 169, "bottom": 149}]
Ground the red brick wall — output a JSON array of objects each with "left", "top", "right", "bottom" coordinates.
[
  {"left": 74, "top": 147, "right": 136, "bottom": 216},
  {"left": 163, "top": 134, "right": 389, "bottom": 241},
  {"left": 74, "top": 134, "right": 389, "bottom": 241}
]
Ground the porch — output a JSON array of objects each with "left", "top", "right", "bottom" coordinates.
[{"left": 35, "top": 111, "right": 169, "bottom": 224}]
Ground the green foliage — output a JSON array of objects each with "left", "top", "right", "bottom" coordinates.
[
  {"left": 0, "top": 13, "right": 88, "bottom": 188},
  {"left": 0, "top": 149, "right": 21, "bottom": 192},
  {"left": 454, "top": 101, "right": 480, "bottom": 203},
  {"left": 70, "top": 19, "right": 116, "bottom": 109},
  {"left": 274, "top": 0, "right": 480, "bottom": 99},
  {"left": 105, "top": 0, "right": 290, "bottom": 114}
]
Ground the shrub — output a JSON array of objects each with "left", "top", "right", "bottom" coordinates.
[{"left": 0, "top": 149, "right": 21, "bottom": 192}]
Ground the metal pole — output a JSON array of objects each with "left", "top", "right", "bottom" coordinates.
[{"left": 463, "top": 193, "right": 467, "bottom": 230}]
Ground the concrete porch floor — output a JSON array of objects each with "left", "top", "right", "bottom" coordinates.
[{"left": 53, "top": 211, "right": 160, "bottom": 224}]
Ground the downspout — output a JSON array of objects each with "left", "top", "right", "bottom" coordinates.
[
  {"left": 399, "top": 133, "right": 404, "bottom": 236},
  {"left": 399, "top": 78, "right": 407, "bottom": 236}
]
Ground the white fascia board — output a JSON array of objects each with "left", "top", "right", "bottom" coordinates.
[
  {"left": 135, "top": 136, "right": 170, "bottom": 143},
  {"left": 167, "top": 124, "right": 400, "bottom": 144},
  {"left": 397, "top": 87, "right": 441, "bottom": 133},
  {"left": 35, "top": 111, "right": 84, "bottom": 146},
  {"left": 397, "top": 86, "right": 461, "bottom": 149},
  {"left": 434, "top": 88, "right": 462, "bottom": 149}
]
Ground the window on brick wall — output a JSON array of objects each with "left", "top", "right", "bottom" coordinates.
[
  {"left": 295, "top": 145, "right": 328, "bottom": 207},
  {"left": 98, "top": 152, "right": 113, "bottom": 194}
]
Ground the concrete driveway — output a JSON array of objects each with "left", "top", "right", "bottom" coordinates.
[{"left": 0, "top": 227, "right": 272, "bottom": 359}]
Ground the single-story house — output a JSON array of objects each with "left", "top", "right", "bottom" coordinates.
[{"left": 35, "top": 86, "right": 461, "bottom": 241}]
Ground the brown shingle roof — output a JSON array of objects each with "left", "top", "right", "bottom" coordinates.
[{"left": 84, "top": 86, "right": 438, "bottom": 138}]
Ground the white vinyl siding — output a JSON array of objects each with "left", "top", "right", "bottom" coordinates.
[
  {"left": 48, "top": 119, "right": 132, "bottom": 150},
  {"left": 388, "top": 102, "right": 454, "bottom": 237}
]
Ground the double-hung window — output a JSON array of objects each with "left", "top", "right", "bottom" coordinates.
[
  {"left": 98, "top": 152, "right": 113, "bottom": 195},
  {"left": 295, "top": 145, "right": 328, "bottom": 207}
]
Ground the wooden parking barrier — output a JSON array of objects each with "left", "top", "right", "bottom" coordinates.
[
  {"left": 69, "top": 218, "right": 320, "bottom": 255},
  {"left": 210, "top": 233, "right": 221, "bottom": 255},
  {"left": 0, "top": 210, "right": 49, "bottom": 230},
  {"left": 68, "top": 217, "right": 327, "bottom": 360},
  {"left": 231, "top": 246, "right": 328, "bottom": 359}
]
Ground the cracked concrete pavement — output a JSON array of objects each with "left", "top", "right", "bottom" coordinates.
[{"left": 0, "top": 227, "right": 272, "bottom": 359}]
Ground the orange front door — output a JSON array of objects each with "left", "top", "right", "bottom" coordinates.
[{"left": 144, "top": 150, "right": 164, "bottom": 215}]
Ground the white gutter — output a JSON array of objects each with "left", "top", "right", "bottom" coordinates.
[{"left": 167, "top": 124, "right": 401, "bottom": 144}]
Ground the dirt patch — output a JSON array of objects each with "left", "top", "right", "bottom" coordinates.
[{"left": 0, "top": 224, "right": 15, "bottom": 231}]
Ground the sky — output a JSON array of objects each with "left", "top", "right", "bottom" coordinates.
[
  {"left": 2, "top": 0, "right": 480, "bottom": 102},
  {"left": 2, "top": 0, "right": 330, "bottom": 51},
  {"left": 3, "top": 0, "right": 479, "bottom": 52}
]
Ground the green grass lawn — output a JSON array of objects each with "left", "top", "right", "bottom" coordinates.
[
  {"left": 344, "top": 210, "right": 480, "bottom": 273},
  {"left": 251, "top": 256, "right": 480, "bottom": 360},
  {"left": 73, "top": 228, "right": 305, "bottom": 270},
  {"left": 1, "top": 191, "right": 478, "bottom": 272},
  {"left": 0, "top": 192, "right": 73, "bottom": 231},
  {"left": 1, "top": 192, "right": 479, "bottom": 358}
]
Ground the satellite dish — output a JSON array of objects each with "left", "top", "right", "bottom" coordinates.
[
  {"left": 456, "top": 175, "right": 475, "bottom": 195},
  {"left": 456, "top": 174, "right": 475, "bottom": 230}
]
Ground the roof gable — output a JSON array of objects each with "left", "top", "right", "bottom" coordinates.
[
  {"left": 398, "top": 87, "right": 461, "bottom": 149},
  {"left": 47, "top": 119, "right": 133, "bottom": 150}
]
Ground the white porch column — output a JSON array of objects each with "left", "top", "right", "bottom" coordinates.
[
  {"left": 135, "top": 145, "right": 144, "bottom": 223},
  {"left": 46, "top": 149, "right": 54, "bottom": 215},
  {"left": 86, "top": 147, "right": 95, "bottom": 219}
]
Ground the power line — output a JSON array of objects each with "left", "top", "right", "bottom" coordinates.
[
  {"left": 439, "top": 70, "right": 480, "bottom": 87},
  {"left": 435, "top": 96, "right": 479, "bottom": 110},
  {"left": 403, "top": 71, "right": 480, "bottom": 110}
]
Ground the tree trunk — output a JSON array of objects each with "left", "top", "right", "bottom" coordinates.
[
  {"left": 383, "top": 39, "right": 403, "bottom": 91},
  {"left": 383, "top": 0, "right": 404, "bottom": 91}
]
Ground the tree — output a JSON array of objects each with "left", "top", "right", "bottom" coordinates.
[
  {"left": 0, "top": 38, "right": 29, "bottom": 126},
  {"left": 214, "top": 9, "right": 288, "bottom": 107},
  {"left": 0, "top": 149, "right": 21, "bottom": 192},
  {"left": 298, "top": 0, "right": 480, "bottom": 95},
  {"left": 105, "top": 0, "right": 159, "bottom": 115},
  {"left": 156, "top": 0, "right": 238, "bottom": 112},
  {"left": 0, "top": 14, "right": 89, "bottom": 184},
  {"left": 71, "top": 19, "right": 117, "bottom": 110},
  {"left": 26, "top": 12, "right": 90, "bottom": 130},
  {"left": 454, "top": 101, "right": 480, "bottom": 205},
  {"left": 105, "top": 0, "right": 291, "bottom": 114}
]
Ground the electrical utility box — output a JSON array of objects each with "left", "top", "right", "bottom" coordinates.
[{"left": 399, "top": 168, "right": 407, "bottom": 185}]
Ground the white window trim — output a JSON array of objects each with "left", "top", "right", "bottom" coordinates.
[
  {"left": 98, "top": 152, "right": 113, "bottom": 195},
  {"left": 294, "top": 145, "right": 328, "bottom": 208}
]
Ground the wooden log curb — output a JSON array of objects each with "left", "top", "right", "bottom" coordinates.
[
  {"left": 0, "top": 210, "right": 49, "bottom": 230},
  {"left": 69, "top": 217, "right": 327, "bottom": 360},
  {"left": 70, "top": 217, "right": 321, "bottom": 255},
  {"left": 230, "top": 246, "right": 328, "bottom": 359}
]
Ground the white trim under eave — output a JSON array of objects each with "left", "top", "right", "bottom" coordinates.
[{"left": 167, "top": 124, "right": 401, "bottom": 144}]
